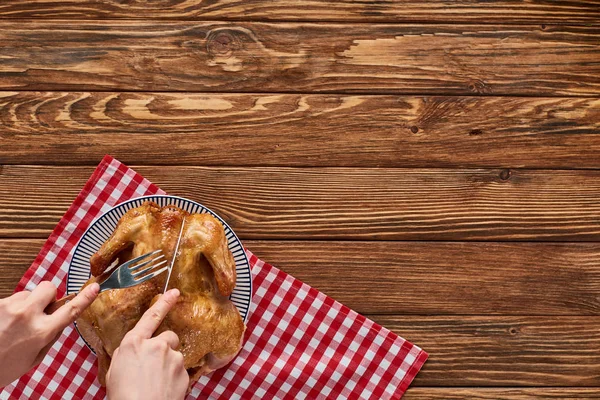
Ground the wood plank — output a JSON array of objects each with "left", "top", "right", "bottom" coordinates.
[
  {"left": 404, "top": 388, "right": 600, "bottom": 398},
  {"left": 251, "top": 241, "right": 600, "bottom": 315},
  {"left": 0, "top": 1, "right": 598, "bottom": 24},
  {"left": 3, "top": 239, "right": 600, "bottom": 315},
  {"left": 1, "top": 92, "right": 599, "bottom": 168},
  {"left": 0, "top": 22, "right": 597, "bottom": 96},
  {"left": 3, "top": 166, "right": 600, "bottom": 242},
  {"left": 0, "top": 238, "right": 33, "bottom": 297},
  {"left": 376, "top": 315, "right": 600, "bottom": 387}
]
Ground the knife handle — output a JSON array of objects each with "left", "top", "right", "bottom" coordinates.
[{"left": 44, "top": 293, "right": 77, "bottom": 314}]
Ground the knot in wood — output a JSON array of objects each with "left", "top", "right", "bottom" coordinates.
[
  {"left": 499, "top": 168, "right": 511, "bottom": 181},
  {"left": 468, "top": 79, "right": 490, "bottom": 94},
  {"left": 129, "top": 55, "right": 160, "bottom": 73},
  {"left": 206, "top": 31, "right": 241, "bottom": 58}
]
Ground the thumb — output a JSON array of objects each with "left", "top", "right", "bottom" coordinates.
[{"left": 105, "top": 347, "right": 117, "bottom": 384}]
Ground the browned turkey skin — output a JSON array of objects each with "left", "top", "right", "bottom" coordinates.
[{"left": 77, "top": 201, "right": 245, "bottom": 388}]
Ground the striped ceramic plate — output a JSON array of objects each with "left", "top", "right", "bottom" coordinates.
[{"left": 67, "top": 195, "right": 252, "bottom": 331}]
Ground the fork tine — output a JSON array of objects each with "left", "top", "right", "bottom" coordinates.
[
  {"left": 121, "top": 249, "right": 162, "bottom": 269},
  {"left": 133, "top": 266, "right": 169, "bottom": 283},
  {"left": 131, "top": 259, "right": 169, "bottom": 279},
  {"left": 128, "top": 254, "right": 165, "bottom": 273}
]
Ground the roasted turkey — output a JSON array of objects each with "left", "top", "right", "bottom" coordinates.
[{"left": 76, "top": 201, "right": 245, "bottom": 388}]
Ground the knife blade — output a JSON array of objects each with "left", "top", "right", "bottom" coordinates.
[{"left": 164, "top": 217, "right": 185, "bottom": 294}]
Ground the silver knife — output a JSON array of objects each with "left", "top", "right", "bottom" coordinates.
[{"left": 163, "top": 217, "right": 185, "bottom": 294}]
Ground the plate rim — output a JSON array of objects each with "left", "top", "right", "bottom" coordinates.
[{"left": 68, "top": 194, "right": 253, "bottom": 345}]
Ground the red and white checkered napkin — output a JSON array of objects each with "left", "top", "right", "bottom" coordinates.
[{"left": 1, "top": 155, "right": 427, "bottom": 400}]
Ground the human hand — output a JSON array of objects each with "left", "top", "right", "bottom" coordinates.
[
  {"left": 0, "top": 281, "right": 100, "bottom": 387},
  {"left": 106, "top": 289, "right": 188, "bottom": 400}
]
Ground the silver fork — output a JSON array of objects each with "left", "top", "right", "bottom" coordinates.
[{"left": 45, "top": 249, "right": 168, "bottom": 314}]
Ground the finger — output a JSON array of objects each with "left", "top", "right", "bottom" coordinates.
[
  {"left": 155, "top": 330, "right": 180, "bottom": 350},
  {"left": 131, "top": 289, "right": 180, "bottom": 339},
  {"left": 9, "top": 291, "right": 31, "bottom": 302},
  {"left": 0, "top": 291, "right": 28, "bottom": 310},
  {"left": 27, "top": 281, "right": 57, "bottom": 309},
  {"left": 47, "top": 283, "right": 100, "bottom": 333},
  {"left": 105, "top": 358, "right": 113, "bottom": 384},
  {"left": 177, "top": 363, "right": 191, "bottom": 396},
  {"left": 33, "top": 330, "right": 61, "bottom": 366},
  {"left": 104, "top": 347, "right": 118, "bottom": 385}
]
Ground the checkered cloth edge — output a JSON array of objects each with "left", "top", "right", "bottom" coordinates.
[{"left": 1, "top": 155, "right": 427, "bottom": 400}]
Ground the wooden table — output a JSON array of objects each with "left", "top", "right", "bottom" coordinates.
[{"left": 1, "top": 1, "right": 599, "bottom": 398}]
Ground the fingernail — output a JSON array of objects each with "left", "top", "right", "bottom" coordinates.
[
  {"left": 168, "top": 288, "right": 180, "bottom": 298},
  {"left": 89, "top": 283, "right": 100, "bottom": 295}
]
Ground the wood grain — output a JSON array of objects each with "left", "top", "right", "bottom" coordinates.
[
  {"left": 3, "top": 239, "right": 600, "bottom": 315},
  {"left": 1, "top": 92, "right": 599, "bottom": 168},
  {"left": 376, "top": 315, "right": 600, "bottom": 386},
  {"left": 3, "top": 166, "right": 600, "bottom": 241},
  {"left": 404, "top": 388, "right": 600, "bottom": 398},
  {"left": 0, "top": 22, "right": 598, "bottom": 95},
  {"left": 250, "top": 241, "right": 600, "bottom": 315},
  {"left": 0, "top": 1, "right": 598, "bottom": 23},
  {"left": 0, "top": 239, "right": 32, "bottom": 297},
  {"left": 1, "top": 0, "right": 597, "bottom": 395}
]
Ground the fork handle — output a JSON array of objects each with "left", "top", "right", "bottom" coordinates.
[{"left": 44, "top": 293, "right": 77, "bottom": 314}]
